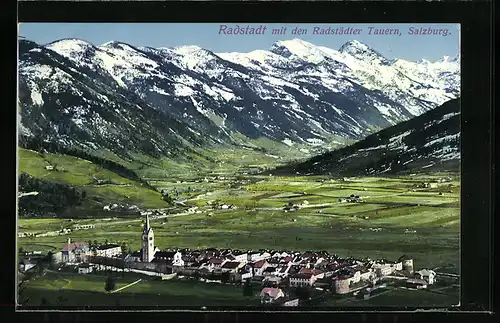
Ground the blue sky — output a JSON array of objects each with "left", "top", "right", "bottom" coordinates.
[{"left": 19, "top": 23, "right": 460, "bottom": 62}]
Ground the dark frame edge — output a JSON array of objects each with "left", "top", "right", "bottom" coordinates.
[{"left": 7, "top": 0, "right": 496, "bottom": 322}]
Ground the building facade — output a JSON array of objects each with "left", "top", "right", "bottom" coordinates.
[
  {"left": 95, "top": 244, "right": 122, "bottom": 258},
  {"left": 334, "top": 278, "right": 350, "bottom": 294},
  {"left": 62, "top": 239, "right": 90, "bottom": 263},
  {"left": 141, "top": 215, "right": 156, "bottom": 262},
  {"left": 289, "top": 274, "right": 314, "bottom": 287}
]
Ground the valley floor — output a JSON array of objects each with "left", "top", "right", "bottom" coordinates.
[{"left": 18, "top": 173, "right": 460, "bottom": 308}]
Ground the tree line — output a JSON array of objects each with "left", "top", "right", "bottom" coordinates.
[
  {"left": 19, "top": 135, "right": 156, "bottom": 191},
  {"left": 18, "top": 173, "right": 86, "bottom": 216}
]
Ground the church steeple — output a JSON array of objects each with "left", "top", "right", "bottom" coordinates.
[
  {"left": 141, "top": 214, "right": 155, "bottom": 262},
  {"left": 145, "top": 214, "right": 151, "bottom": 234}
]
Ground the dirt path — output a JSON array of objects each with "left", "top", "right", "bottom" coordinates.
[{"left": 110, "top": 279, "right": 142, "bottom": 294}]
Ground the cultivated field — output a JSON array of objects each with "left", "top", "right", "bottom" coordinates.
[{"left": 19, "top": 173, "right": 460, "bottom": 273}]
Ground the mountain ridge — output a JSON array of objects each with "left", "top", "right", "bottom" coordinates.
[
  {"left": 18, "top": 37, "right": 460, "bottom": 163},
  {"left": 269, "top": 98, "right": 460, "bottom": 176}
]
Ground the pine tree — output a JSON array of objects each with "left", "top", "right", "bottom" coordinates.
[
  {"left": 57, "top": 294, "right": 66, "bottom": 306},
  {"left": 243, "top": 279, "right": 253, "bottom": 297},
  {"left": 221, "top": 272, "right": 230, "bottom": 284},
  {"left": 105, "top": 275, "right": 116, "bottom": 292}
]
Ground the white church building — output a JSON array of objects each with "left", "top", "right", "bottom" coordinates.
[{"left": 141, "top": 214, "right": 158, "bottom": 262}]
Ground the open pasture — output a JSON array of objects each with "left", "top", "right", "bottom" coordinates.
[{"left": 19, "top": 173, "right": 460, "bottom": 272}]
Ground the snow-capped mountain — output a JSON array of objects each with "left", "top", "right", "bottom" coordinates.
[
  {"left": 269, "top": 98, "right": 460, "bottom": 176},
  {"left": 18, "top": 38, "right": 460, "bottom": 159},
  {"left": 18, "top": 39, "right": 216, "bottom": 158}
]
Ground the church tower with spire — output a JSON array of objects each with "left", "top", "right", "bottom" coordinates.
[{"left": 141, "top": 214, "right": 155, "bottom": 262}]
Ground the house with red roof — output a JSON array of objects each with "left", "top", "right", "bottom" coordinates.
[
  {"left": 301, "top": 252, "right": 315, "bottom": 259},
  {"left": 314, "top": 257, "right": 327, "bottom": 266},
  {"left": 259, "top": 287, "right": 285, "bottom": 304},
  {"left": 230, "top": 251, "right": 248, "bottom": 263},
  {"left": 299, "top": 267, "right": 324, "bottom": 277},
  {"left": 225, "top": 254, "right": 236, "bottom": 261},
  {"left": 251, "top": 259, "right": 270, "bottom": 277},
  {"left": 221, "top": 261, "right": 244, "bottom": 273},
  {"left": 200, "top": 257, "right": 228, "bottom": 272},
  {"left": 276, "top": 263, "right": 292, "bottom": 277},
  {"left": 326, "top": 262, "right": 345, "bottom": 271},
  {"left": 61, "top": 239, "right": 90, "bottom": 263}
]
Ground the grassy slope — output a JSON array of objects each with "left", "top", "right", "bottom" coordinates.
[
  {"left": 270, "top": 99, "right": 460, "bottom": 176},
  {"left": 18, "top": 148, "right": 168, "bottom": 209}
]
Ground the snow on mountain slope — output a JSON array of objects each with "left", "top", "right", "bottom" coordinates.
[
  {"left": 18, "top": 40, "right": 214, "bottom": 158},
  {"left": 270, "top": 98, "right": 460, "bottom": 176},
  {"left": 19, "top": 38, "right": 460, "bottom": 158},
  {"left": 221, "top": 38, "right": 458, "bottom": 118}
]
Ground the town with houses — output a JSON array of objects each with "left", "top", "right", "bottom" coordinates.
[{"left": 18, "top": 213, "right": 454, "bottom": 307}]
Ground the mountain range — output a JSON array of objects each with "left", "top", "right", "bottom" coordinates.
[
  {"left": 18, "top": 38, "right": 460, "bottom": 163},
  {"left": 269, "top": 98, "right": 460, "bottom": 176}
]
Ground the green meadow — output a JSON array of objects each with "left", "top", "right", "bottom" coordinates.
[
  {"left": 19, "top": 174, "right": 460, "bottom": 272},
  {"left": 21, "top": 272, "right": 260, "bottom": 307},
  {"left": 18, "top": 145, "right": 460, "bottom": 307}
]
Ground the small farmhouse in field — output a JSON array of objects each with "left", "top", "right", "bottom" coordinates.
[{"left": 419, "top": 182, "right": 438, "bottom": 189}]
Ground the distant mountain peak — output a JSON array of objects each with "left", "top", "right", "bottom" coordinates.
[
  {"left": 45, "top": 38, "right": 97, "bottom": 60},
  {"left": 437, "top": 55, "right": 460, "bottom": 63},
  {"left": 339, "top": 40, "right": 372, "bottom": 52},
  {"left": 339, "top": 40, "right": 367, "bottom": 49},
  {"left": 48, "top": 38, "right": 93, "bottom": 46},
  {"left": 415, "top": 58, "right": 431, "bottom": 64},
  {"left": 99, "top": 41, "right": 139, "bottom": 52},
  {"left": 269, "top": 38, "right": 328, "bottom": 63},
  {"left": 173, "top": 45, "right": 205, "bottom": 54},
  {"left": 18, "top": 37, "right": 460, "bottom": 162},
  {"left": 339, "top": 40, "right": 388, "bottom": 62},
  {"left": 273, "top": 38, "right": 315, "bottom": 48},
  {"left": 46, "top": 38, "right": 95, "bottom": 51}
]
